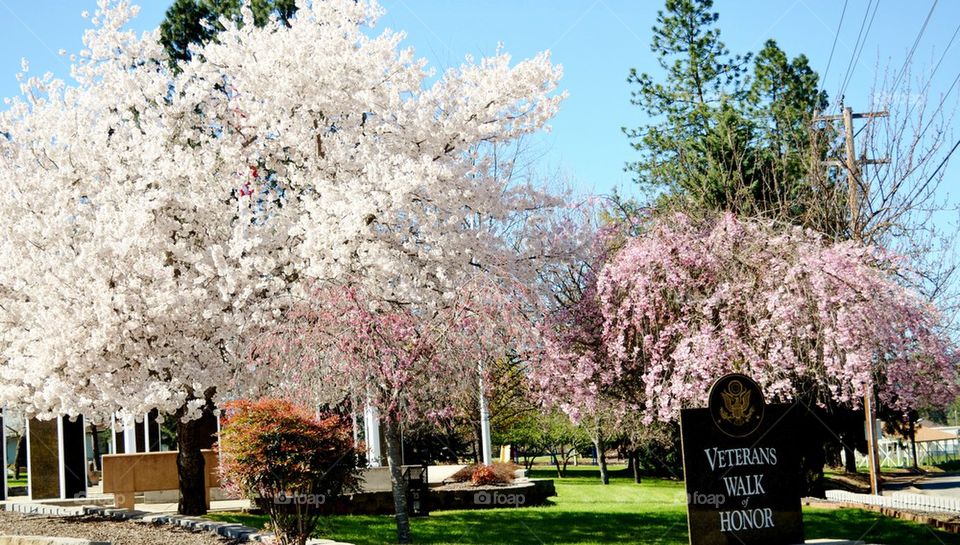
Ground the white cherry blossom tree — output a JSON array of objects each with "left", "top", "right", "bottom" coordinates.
[{"left": 0, "top": 0, "right": 565, "bottom": 522}]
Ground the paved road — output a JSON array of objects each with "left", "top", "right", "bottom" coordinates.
[{"left": 884, "top": 473, "right": 960, "bottom": 497}]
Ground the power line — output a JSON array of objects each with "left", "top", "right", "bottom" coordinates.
[
  {"left": 921, "top": 136, "right": 960, "bottom": 189},
  {"left": 836, "top": 0, "right": 874, "bottom": 100},
  {"left": 889, "top": 0, "right": 939, "bottom": 94},
  {"left": 899, "top": 19, "right": 960, "bottom": 123},
  {"left": 863, "top": 0, "right": 942, "bottom": 146},
  {"left": 837, "top": 0, "right": 874, "bottom": 89},
  {"left": 918, "top": 19, "right": 959, "bottom": 93},
  {"left": 838, "top": 0, "right": 880, "bottom": 101},
  {"left": 915, "top": 69, "right": 960, "bottom": 144},
  {"left": 821, "top": 0, "right": 848, "bottom": 92}
]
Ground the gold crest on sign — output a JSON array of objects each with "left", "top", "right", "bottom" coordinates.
[{"left": 719, "top": 380, "right": 755, "bottom": 426}]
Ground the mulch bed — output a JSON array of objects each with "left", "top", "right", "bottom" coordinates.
[{"left": 0, "top": 511, "right": 237, "bottom": 545}]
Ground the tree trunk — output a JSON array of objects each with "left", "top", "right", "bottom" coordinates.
[
  {"left": 176, "top": 407, "right": 208, "bottom": 516},
  {"left": 909, "top": 419, "right": 919, "bottom": 470},
  {"left": 90, "top": 424, "right": 102, "bottom": 471},
  {"left": 824, "top": 442, "right": 841, "bottom": 468},
  {"left": 552, "top": 447, "right": 563, "bottom": 478},
  {"left": 383, "top": 419, "right": 412, "bottom": 544},
  {"left": 523, "top": 453, "right": 536, "bottom": 471},
  {"left": 843, "top": 441, "right": 857, "bottom": 473},
  {"left": 632, "top": 452, "right": 642, "bottom": 484},
  {"left": 593, "top": 437, "right": 609, "bottom": 485},
  {"left": 802, "top": 440, "right": 827, "bottom": 498},
  {"left": 560, "top": 448, "right": 573, "bottom": 477}
]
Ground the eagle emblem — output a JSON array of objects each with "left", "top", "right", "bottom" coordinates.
[{"left": 719, "top": 380, "right": 756, "bottom": 426}]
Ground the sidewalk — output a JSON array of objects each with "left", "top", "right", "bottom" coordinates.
[{"left": 2, "top": 489, "right": 251, "bottom": 515}]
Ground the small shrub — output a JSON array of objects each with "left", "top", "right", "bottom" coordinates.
[
  {"left": 219, "top": 399, "right": 361, "bottom": 545},
  {"left": 471, "top": 465, "right": 501, "bottom": 486},
  {"left": 491, "top": 461, "right": 520, "bottom": 482},
  {"left": 450, "top": 463, "right": 478, "bottom": 483},
  {"left": 451, "top": 462, "right": 518, "bottom": 485}
]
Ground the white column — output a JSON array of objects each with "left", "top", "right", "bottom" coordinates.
[
  {"left": 109, "top": 419, "right": 117, "bottom": 454},
  {"left": 364, "top": 401, "right": 381, "bottom": 468},
  {"left": 122, "top": 415, "right": 137, "bottom": 454},
  {"left": 142, "top": 419, "right": 151, "bottom": 453},
  {"left": 478, "top": 361, "right": 493, "bottom": 466},
  {"left": 56, "top": 417, "right": 66, "bottom": 499}
]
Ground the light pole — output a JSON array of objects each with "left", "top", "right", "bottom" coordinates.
[{"left": 478, "top": 361, "right": 493, "bottom": 465}]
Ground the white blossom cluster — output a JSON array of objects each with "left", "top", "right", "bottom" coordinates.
[{"left": 0, "top": 0, "right": 565, "bottom": 422}]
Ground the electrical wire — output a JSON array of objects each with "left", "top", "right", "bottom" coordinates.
[
  {"left": 898, "top": 19, "right": 960, "bottom": 122},
  {"left": 821, "top": 0, "right": 849, "bottom": 96},
  {"left": 889, "top": 0, "right": 939, "bottom": 94},
  {"left": 921, "top": 136, "right": 960, "bottom": 188},
  {"left": 838, "top": 0, "right": 880, "bottom": 101},
  {"left": 914, "top": 69, "right": 960, "bottom": 144}
]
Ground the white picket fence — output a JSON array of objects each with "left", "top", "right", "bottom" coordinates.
[
  {"left": 850, "top": 438, "right": 960, "bottom": 468},
  {"left": 826, "top": 489, "right": 960, "bottom": 514}
]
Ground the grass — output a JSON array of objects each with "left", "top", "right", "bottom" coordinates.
[{"left": 207, "top": 466, "right": 960, "bottom": 544}]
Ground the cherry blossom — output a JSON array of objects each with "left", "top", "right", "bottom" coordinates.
[
  {"left": 0, "top": 0, "right": 565, "bottom": 518},
  {"left": 536, "top": 213, "right": 959, "bottom": 424}
]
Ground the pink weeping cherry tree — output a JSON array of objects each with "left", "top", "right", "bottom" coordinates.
[{"left": 535, "top": 212, "right": 959, "bottom": 425}]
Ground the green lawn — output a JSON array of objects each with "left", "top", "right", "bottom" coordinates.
[{"left": 207, "top": 466, "right": 960, "bottom": 544}]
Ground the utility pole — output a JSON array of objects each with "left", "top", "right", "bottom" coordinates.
[{"left": 814, "top": 106, "right": 889, "bottom": 495}]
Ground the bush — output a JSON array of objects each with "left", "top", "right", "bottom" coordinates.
[
  {"left": 471, "top": 465, "right": 500, "bottom": 486},
  {"left": 450, "top": 462, "right": 517, "bottom": 485},
  {"left": 219, "top": 399, "right": 361, "bottom": 545}
]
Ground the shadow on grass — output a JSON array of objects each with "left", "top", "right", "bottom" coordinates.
[
  {"left": 210, "top": 508, "right": 688, "bottom": 545},
  {"left": 207, "top": 466, "right": 960, "bottom": 545},
  {"left": 326, "top": 512, "right": 678, "bottom": 545},
  {"left": 804, "top": 507, "right": 960, "bottom": 545},
  {"left": 211, "top": 505, "right": 960, "bottom": 545}
]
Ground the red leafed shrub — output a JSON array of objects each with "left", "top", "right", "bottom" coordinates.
[
  {"left": 219, "top": 399, "right": 361, "bottom": 545},
  {"left": 452, "top": 462, "right": 517, "bottom": 486},
  {"left": 471, "top": 465, "right": 500, "bottom": 486}
]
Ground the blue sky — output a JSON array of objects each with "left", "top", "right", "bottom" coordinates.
[{"left": 1, "top": 0, "right": 957, "bottom": 205}]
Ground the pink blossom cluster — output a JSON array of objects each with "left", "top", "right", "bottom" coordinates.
[
  {"left": 251, "top": 276, "right": 540, "bottom": 424},
  {"left": 536, "top": 213, "right": 959, "bottom": 423}
]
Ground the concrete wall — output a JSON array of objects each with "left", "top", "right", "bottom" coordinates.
[
  {"left": 253, "top": 479, "right": 557, "bottom": 516},
  {"left": 102, "top": 450, "right": 219, "bottom": 508},
  {"left": 358, "top": 464, "right": 465, "bottom": 492},
  {"left": 125, "top": 462, "right": 466, "bottom": 503}
]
